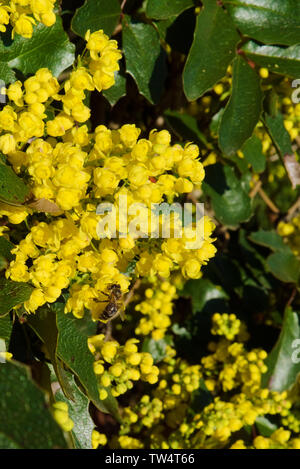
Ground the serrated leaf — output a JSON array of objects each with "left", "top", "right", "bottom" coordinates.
[
  {"left": 241, "top": 135, "right": 266, "bottom": 173},
  {"left": 202, "top": 163, "right": 252, "bottom": 227},
  {"left": 219, "top": 56, "right": 263, "bottom": 155},
  {"left": 0, "top": 361, "right": 67, "bottom": 449},
  {"left": 0, "top": 160, "right": 30, "bottom": 205},
  {"left": 103, "top": 69, "right": 127, "bottom": 106},
  {"left": 0, "top": 279, "right": 34, "bottom": 316},
  {"left": 0, "top": 17, "right": 75, "bottom": 78},
  {"left": 56, "top": 306, "right": 119, "bottom": 419},
  {"left": 55, "top": 371, "right": 94, "bottom": 449},
  {"left": 242, "top": 42, "right": 300, "bottom": 78},
  {"left": 262, "top": 308, "right": 300, "bottom": 391},
  {"left": 72, "top": 0, "right": 121, "bottom": 38},
  {"left": 183, "top": 0, "right": 239, "bottom": 100},
  {"left": 267, "top": 251, "right": 300, "bottom": 283},
  {"left": 182, "top": 278, "right": 229, "bottom": 314},
  {"left": 146, "top": 0, "right": 194, "bottom": 20},
  {"left": 224, "top": 0, "right": 300, "bottom": 46},
  {"left": 123, "top": 18, "right": 167, "bottom": 104}
]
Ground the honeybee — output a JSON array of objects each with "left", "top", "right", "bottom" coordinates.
[{"left": 100, "top": 283, "right": 125, "bottom": 322}]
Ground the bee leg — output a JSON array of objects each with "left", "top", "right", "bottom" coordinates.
[{"left": 100, "top": 291, "right": 110, "bottom": 297}]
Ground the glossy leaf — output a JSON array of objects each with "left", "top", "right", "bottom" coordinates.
[
  {"left": 0, "top": 236, "right": 14, "bottom": 262},
  {"left": 103, "top": 69, "right": 127, "bottom": 106},
  {"left": 56, "top": 306, "right": 119, "bottom": 418},
  {"left": 183, "top": 0, "right": 239, "bottom": 100},
  {"left": 0, "top": 279, "right": 34, "bottom": 316},
  {"left": 262, "top": 308, "right": 300, "bottom": 391},
  {"left": 263, "top": 112, "right": 293, "bottom": 158},
  {"left": 249, "top": 230, "right": 290, "bottom": 252},
  {"left": 55, "top": 371, "right": 94, "bottom": 449},
  {"left": 72, "top": 0, "right": 121, "bottom": 38},
  {"left": 219, "top": 56, "right": 263, "bottom": 155},
  {"left": 0, "top": 315, "right": 13, "bottom": 347},
  {"left": 242, "top": 42, "right": 300, "bottom": 78},
  {"left": 0, "top": 62, "right": 16, "bottom": 83},
  {"left": 0, "top": 361, "right": 67, "bottom": 449},
  {"left": 224, "top": 0, "right": 300, "bottom": 46},
  {"left": 202, "top": 163, "right": 252, "bottom": 227},
  {"left": 0, "top": 17, "right": 75, "bottom": 78},
  {"left": 182, "top": 278, "right": 229, "bottom": 314},
  {"left": 123, "top": 18, "right": 167, "bottom": 104},
  {"left": 146, "top": 0, "right": 194, "bottom": 20}
]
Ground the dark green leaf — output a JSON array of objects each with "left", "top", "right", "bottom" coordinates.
[
  {"left": 249, "top": 230, "right": 290, "bottom": 252},
  {"left": 0, "top": 361, "right": 67, "bottom": 449},
  {"left": 224, "top": 0, "right": 300, "bottom": 46},
  {"left": 0, "top": 279, "right": 34, "bottom": 316},
  {"left": 0, "top": 160, "right": 30, "bottom": 205},
  {"left": 219, "top": 56, "right": 263, "bottom": 155},
  {"left": 183, "top": 0, "right": 239, "bottom": 100},
  {"left": 255, "top": 416, "right": 278, "bottom": 437},
  {"left": 72, "top": 0, "right": 121, "bottom": 38},
  {"left": 165, "top": 110, "right": 209, "bottom": 147},
  {"left": 241, "top": 135, "right": 266, "bottom": 173},
  {"left": 146, "top": 0, "right": 194, "bottom": 20},
  {"left": 103, "top": 69, "right": 126, "bottom": 106},
  {"left": 28, "top": 307, "right": 74, "bottom": 401},
  {"left": 123, "top": 18, "right": 167, "bottom": 103},
  {"left": 56, "top": 306, "right": 119, "bottom": 418},
  {"left": 0, "top": 17, "right": 75, "bottom": 78},
  {"left": 182, "top": 278, "right": 229, "bottom": 314},
  {"left": 263, "top": 112, "right": 293, "bottom": 157},
  {"left": 142, "top": 336, "right": 172, "bottom": 363},
  {"left": 262, "top": 308, "right": 300, "bottom": 390},
  {"left": 0, "top": 236, "right": 14, "bottom": 262},
  {"left": 55, "top": 371, "right": 94, "bottom": 449},
  {"left": 154, "top": 8, "right": 195, "bottom": 55},
  {"left": 242, "top": 42, "right": 300, "bottom": 78},
  {"left": 202, "top": 163, "right": 252, "bottom": 227},
  {"left": 267, "top": 251, "right": 300, "bottom": 283},
  {"left": 0, "top": 314, "right": 12, "bottom": 347}
]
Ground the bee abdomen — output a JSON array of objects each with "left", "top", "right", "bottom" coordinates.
[{"left": 102, "top": 303, "right": 119, "bottom": 320}]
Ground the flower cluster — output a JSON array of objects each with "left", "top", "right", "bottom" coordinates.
[
  {"left": 88, "top": 335, "right": 159, "bottom": 399},
  {"left": 0, "top": 0, "right": 56, "bottom": 38}
]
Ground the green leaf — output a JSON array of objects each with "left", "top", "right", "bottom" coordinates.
[
  {"left": 249, "top": 230, "right": 290, "bottom": 252},
  {"left": 103, "top": 69, "right": 127, "bottom": 106},
  {"left": 219, "top": 56, "right": 263, "bottom": 155},
  {"left": 267, "top": 251, "right": 300, "bottom": 283},
  {"left": 224, "top": 0, "right": 300, "bottom": 46},
  {"left": 56, "top": 306, "right": 119, "bottom": 418},
  {"left": 255, "top": 416, "right": 278, "bottom": 437},
  {"left": 142, "top": 336, "right": 172, "bottom": 363},
  {"left": 72, "top": 0, "right": 121, "bottom": 38},
  {"left": 154, "top": 8, "right": 195, "bottom": 55},
  {"left": 0, "top": 17, "right": 75, "bottom": 78},
  {"left": 202, "top": 163, "right": 252, "bottom": 227},
  {"left": 0, "top": 361, "right": 67, "bottom": 449},
  {"left": 0, "top": 236, "right": 14, "bottom": 262},
  {"left": 27, "top": 307, "right": 75, "bottom": 401},
  {"left": 0, "top": 61, "right": 16, "bottom": 83},
  {"left": 241, "top": 135, "right": 266, "bottom": 173},
  {"left": 55, "top": 371, "right": 94, "bottom": 449},
  {"left": 242, "top": 42, "right": 300, "bottom": 78},
  {"left": 0, "top": 279, "right": 34, "bottom": 316},
  {"left": 0, "top": 160, "right": 30, "bottom": 205},
  {"left": 183, "top": 0, "right": 239, "bottom": 100},
  {"left": 0, "top": 314, "right": 13, "bottom": 347},
  {"left": 263, "top": 112, "right": 293, "bottom": 158},
  {"left": 123, "top": 18, "right": 167, "bottom": 104},
  {"left": 146, "top": 0, "right": 194, "bottom": 20},
  {"left": 182, "top": 278, "right": 229, "bottom": 314},
  {"left": 262, "top": 308, "right": 300, "bottom": 391},
  {"left": 164, "top": 110, "right": 209, "bottom": 147}
]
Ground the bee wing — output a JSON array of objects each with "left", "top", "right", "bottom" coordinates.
[{"left": 119, "top": 304, "right": 126, "bottom": 321}]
